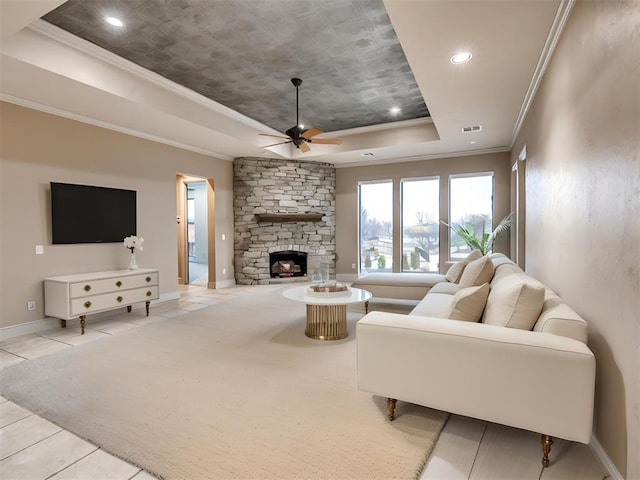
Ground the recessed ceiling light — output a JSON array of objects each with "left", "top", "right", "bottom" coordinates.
[
  {"left": 389, "top": 107, "right": 401, "bottom": 115},
  {"left": 298, "top": 124, "right": 305, "bottom": 130},
  {"left": 470, "top": 141, "right": 476, "bottom": 144},
  {"left": 105, "top": 16, "right": 124, "bottom": 27},
  {"left": 362, "top": 152, "right": 374, "bottom": 157},
  {"left": 450, "top": 52, "right": 472, "bottom": 64}
]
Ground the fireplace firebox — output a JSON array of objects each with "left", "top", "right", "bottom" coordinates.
[{"left": 269, "top": 250, "right": 307, "bottom": 278}]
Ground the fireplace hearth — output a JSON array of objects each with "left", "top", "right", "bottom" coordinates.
[{"left": 270, "top": 250, "right": 307, "bottom": 278}]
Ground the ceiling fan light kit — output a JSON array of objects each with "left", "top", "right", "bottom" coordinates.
[{"left": 259, "top": 78, "right": 342, "bottom": 152}]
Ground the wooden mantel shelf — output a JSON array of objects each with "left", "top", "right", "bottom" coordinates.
[{"left": 255, "top": 213, "right": 324, "bottom": 223}]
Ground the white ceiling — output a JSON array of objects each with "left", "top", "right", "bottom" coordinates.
[{"left": 0, "top": 0, "right": 570, "bottom": 167}]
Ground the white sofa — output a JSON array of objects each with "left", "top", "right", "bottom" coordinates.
[{"left": 356, "top": 253, "right": 595, "bottom": 467}]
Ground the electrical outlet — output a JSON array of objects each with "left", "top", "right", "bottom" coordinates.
[
  {"left": 222, "top": 267, "right": 227, "bottom": 275},
  {"left": 27, "top": 301, "right": 36, "bottom": 311},
  {"left": 35, "top": 245, "right": 44, "bottom": 255},
  {"left": 351, "top": 263, "right": 356, "bottom": 269}
]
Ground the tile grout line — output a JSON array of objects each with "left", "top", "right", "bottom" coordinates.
[
  {"left": 0, "top": 410, "right": 36, "bottom": 430},
  {"left": 467, "top": 421, "right": 489, "bottom": 479},
  {"left": 0, "top": 428, "right": 65, "bottom": 462},
  {"left": 42, "top": 444, "right": 100, "bottom": 480}
]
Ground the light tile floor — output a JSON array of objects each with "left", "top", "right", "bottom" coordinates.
[{"left": 0, "top": 284, "right": 609, "bottom": 480}]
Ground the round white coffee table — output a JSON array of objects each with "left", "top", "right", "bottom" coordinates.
[{"left": 283, "top": 286, "right": 372, "bottom": 340}]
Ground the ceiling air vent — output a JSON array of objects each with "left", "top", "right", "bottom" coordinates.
[{"left": 462, "top": 125, "right": 482, "bottom": 133}]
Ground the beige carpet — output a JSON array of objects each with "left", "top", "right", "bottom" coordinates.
[{"left": 1, "top": 288, "right": 447, "bottom": 480}]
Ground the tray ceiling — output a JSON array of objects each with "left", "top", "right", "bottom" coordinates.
[
  {"left": 1, "top": 0, "right": 566, "bottom": 165},
  {"left": 42, "top": 0, "right": 429, "bottom": 134}
]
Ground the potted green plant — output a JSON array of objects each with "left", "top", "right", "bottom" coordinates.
[{"left": 442, "top": 213, "right": 512, "bottom": 255}]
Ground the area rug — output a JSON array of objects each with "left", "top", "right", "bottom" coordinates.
[{"left": 0, "top": 288, "right": 448, "bottom": 480}]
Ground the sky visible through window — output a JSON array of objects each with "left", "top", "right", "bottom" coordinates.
[{"left": 360, "top": 175, "right": 493, "bottom": 224}]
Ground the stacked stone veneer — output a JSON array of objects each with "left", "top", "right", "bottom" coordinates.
[{"left": 233, "top": 157, "right": 336, "bottom": 285}]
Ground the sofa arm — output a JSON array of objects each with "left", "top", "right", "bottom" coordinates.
[{"left": 356, "top": 312, "right": 595, "bottom": 444}]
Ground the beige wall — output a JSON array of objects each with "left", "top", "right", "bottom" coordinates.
[
  {"left": 335, "top": 152, "right": 511, "bottom": 276},
  {"left": 0, "top": 102, "right": 235, "bottom": 329},
  {"left": 511, "top": 1, "right": 640, "bottom": 477}
]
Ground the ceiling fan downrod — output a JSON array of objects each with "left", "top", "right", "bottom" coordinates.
[{"left": 291, "top": 77, "right": 302, "bottom": 131}]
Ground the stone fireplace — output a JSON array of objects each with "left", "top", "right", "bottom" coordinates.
[{"left": 233, "top": 157, "right": 335, "bottom": 285}]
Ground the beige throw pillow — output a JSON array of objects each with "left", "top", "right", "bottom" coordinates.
[
  {"left": 449, "top": 283, "right": 490, "bottom": 322},
  {"left": 483, "top": 276, "right": 545, "bottom": 330},
  {"left": 458, "top": 256, "right": 495, "bottom": 287},
  {"left": 445, "top": 249, "right": 482, "bottom": 283}
]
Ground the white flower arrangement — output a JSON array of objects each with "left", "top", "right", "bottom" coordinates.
[{"left": 123, "top": 235, "right": 144, "bottom": 253}]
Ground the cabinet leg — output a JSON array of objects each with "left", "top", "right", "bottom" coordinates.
[
  {"left": 145, "top": 301, "right": 150, "bottom": 316},
  {"left": 127, "top": 305, "right": 132, "bottom": 313},
  {"left": 60, "top": 319, "right": 67, "bottom": 329},
  {"left": 79, "top": 315, "right": 86, "bottom": 335},
  {"left": 541, "top": 434, "right": 553, "bottom": 467},
  {"left": 387, "top": 398, "right": 397, "bottom": 421}
]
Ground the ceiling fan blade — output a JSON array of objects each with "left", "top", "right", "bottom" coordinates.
[
  {"left": 301, "top": 128, "right": 323, "bottom": 140},
  {"left": 308, "top": 138, "right": 342, "bottom": 145},
  {"left": 299, "top": 141, "right": 311, "bottom": 153},
  {"left": 259, "top": 133, "right": 290, "bottom": 140},
  {"left": 262, "top": 140, "right": 292, "bottom": 148}
]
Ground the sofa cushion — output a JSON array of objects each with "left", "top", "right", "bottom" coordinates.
[
  {"left": 351, "top": 272, "right": 446, "bottom": 301},
  {"left": 429, "top": 282, "right": 462, "bottom": 295},
  {"left": 483, "top": 275, "right": 545, "bottom": 330},
  {"left": 445, "top": 249, "right": 483, "bottom": 283},
  {"left": 409, "top": 293, "right": 453, "bottom": 318},
  {"left": 458, "top": 256, "right": 495, "bottom": 287},
  {"left": 449, "top": 283, "right": 490, "bottom": 322}
]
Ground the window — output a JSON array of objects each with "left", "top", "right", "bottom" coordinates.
[
  {"left": 449, "top": 173, "right": 494, "bottom": 260},
  {"left": 401, "top": 177, "right": 440, "bottom": 272},
  {"left": 358, "top": 180, "right": 393, "bottom": 273}
]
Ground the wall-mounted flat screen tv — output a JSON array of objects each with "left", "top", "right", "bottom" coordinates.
[{"left": 51, "top": 182, "right": 137, "bottom": 244}]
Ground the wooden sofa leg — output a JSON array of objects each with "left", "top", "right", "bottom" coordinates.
[
  {"left": 387, "top": 398, "right": 397, "bottom": 421},
  {"left": 541, "top": 434, "right": 553, "bottom": 467},
  {"left": 365, "top": 301, "right": 369, "bottom": 314}
]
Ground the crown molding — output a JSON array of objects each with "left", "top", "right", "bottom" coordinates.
[
  {"left": 1, "top": 94, "right": 234, "bottom": 161},
  {"left": 334, "top": 146, "right": 510, "bottom": 168},
  {"left": 28, "top": 20, "right": 280, "bottom": 136},
  {"left": 510, "top": 0, "right": 575, "bottom": 147},
  {"left": 329, "top": 117, "right": 433, "bottom": 137}
]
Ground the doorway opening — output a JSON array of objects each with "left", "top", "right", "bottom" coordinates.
[
  {"left": 187, "top": 181, "right": 208, "bottom": 284},
  {"left": 176, "top": 175, "right": 216, "bottom": 288}
]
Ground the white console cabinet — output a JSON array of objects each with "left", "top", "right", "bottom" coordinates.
[{"left": 44, "top": 268, "right": 159, "bottom": 334}]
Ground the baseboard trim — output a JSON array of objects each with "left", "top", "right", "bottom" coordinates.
[
  {"left": 590, "top": 434, "right": 623, "bottom": 480},
  {"left": 212, "top": 279, "right": 236, "bottom": 289},
  {"left": 336, "top": 273, "right": 359, "bottom": 282},
  {"left": 0, "top": 290, "right": 180, "bottom": 341}
]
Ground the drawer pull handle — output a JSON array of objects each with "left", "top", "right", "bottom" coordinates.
[
  {"left": 117, "top": 296, "right": 123, "bottom": 303},
  {"left": 145, "top": 276, "right": 151, "bottom": 283},
  {"left": 84, "top": 284, "right": 91, "bottom": 292},
  {"left": 146, "top": 290, "right": 152, "bottom": 297},
  {"left": 115, "top": 281, "right": 122, "bottom": 287},
  {"left": 84, "top": 301, "right": 92, "bottom": 309}
]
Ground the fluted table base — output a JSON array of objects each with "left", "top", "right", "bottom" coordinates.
[{"left": 305, "top": 304, "right": 348, "bottom": 340}]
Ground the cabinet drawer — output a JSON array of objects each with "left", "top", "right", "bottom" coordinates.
[
  {"left": 70, "top": 273, "right": 158, "bottom": 297},
  {"left": 71, "top": 286, "right": 159, "bottom": 316}
]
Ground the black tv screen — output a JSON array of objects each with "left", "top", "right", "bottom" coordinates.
[{"left": 51, "top": 182, "right": 137, "bottom": 244}]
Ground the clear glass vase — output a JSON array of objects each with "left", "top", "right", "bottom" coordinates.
[{"left": 129, "top": 252, "right": 139, "bottom": 270}]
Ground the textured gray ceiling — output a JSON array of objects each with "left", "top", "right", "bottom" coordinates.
[{"left": 42, "top": 0, "right": 429, "bottom": 134}]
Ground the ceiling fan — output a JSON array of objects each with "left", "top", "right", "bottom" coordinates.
[{"left": 259, "top": 78, "right": 342, "bottom": 153}]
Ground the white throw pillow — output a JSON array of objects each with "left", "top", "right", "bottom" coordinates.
[
  {"left": 449, "top": 283, "right": 490, "bottom": 322},
  {"left": 445, "top": 249, "right": 482, "bottom": 283},
  {"left": 483, "top": 276, "right": 545, "bottom": 330},
  {"left": 458, "top": 256, "right": 495, "bottom": 287}
]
